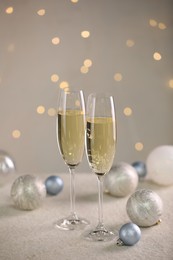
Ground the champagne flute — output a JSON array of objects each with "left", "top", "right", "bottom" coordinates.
[
  {"left": 55, "top": 89, "right": 89, "bottom": 230},
  {"left": 84, "top": 92, "right": 117, "bottom": 241}
]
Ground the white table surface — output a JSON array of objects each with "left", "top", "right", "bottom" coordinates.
[{"left": 0, "top": 172, "right": 173, "bottom": 260}]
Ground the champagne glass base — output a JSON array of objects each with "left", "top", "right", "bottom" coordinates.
[
  {"left": 82, "top": 224, "right": 116, "bottom": 242},
  {"left": 55, "top": 213, "right": 90, "bottom": 231}
]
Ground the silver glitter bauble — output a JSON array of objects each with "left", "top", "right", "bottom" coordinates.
[
  {"left": 117, "top": 222, "right": 141, "bottom": 246},
  {"left": 0, "top": 150, "right": 16, "bottom": 174},
  {"left": 146, "top": 145, "right": 173, "bottom": 186},
  {"left": 126, "top": 189, "right": 163, "bottom": 227},
  {"left": 11, "top": 175, "right": 46, "bottom": 210},
  {"left": 104, "top": 162, "right": 138, "bottom": 197}
]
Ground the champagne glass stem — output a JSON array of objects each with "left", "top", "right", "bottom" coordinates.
[
  {"left": 69, "top": 167, "right": 77, "bottom": 218},
  {"left": 97, "top": 176, "right": 104, "bottom": 228}
]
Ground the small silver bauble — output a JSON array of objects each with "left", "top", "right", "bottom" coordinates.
[
  {"left": 126, "top": 189, "right": 163, "bottom": 227},
  {"left": 117, "top": 222, "right": 141, "bottom": 246},
  {"left": 45, "top": 175, "right": 63, "bottom": 195},
  {"left": 11, "top": 175, "right": 46, "bottom": 210},
  {"left": 146, "top": 145, "right": 173, "bottom": 186},
  {"left": 104, "top": 162, "right": 138, "bottom": 197},
  {"left": 0, "top": 150, "right": 16, "bottom": 174}
]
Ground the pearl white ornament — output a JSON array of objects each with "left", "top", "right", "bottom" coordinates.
[
  {"left": 11, "top": 175, "right": 46, "bottom": 210},
  {"left": 104, "top": 162, "right": 138, "bottom": 197},
  {"left": 146, "top": 145, "right": 173, "bottom": 186},
  {"left": 126, "top": 189, "right": 163, "bottom": 227}
]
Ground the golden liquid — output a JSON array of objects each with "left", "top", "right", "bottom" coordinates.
[
  {"left": 58, "top": 110, "right": 85, "bottom": 167},
  {"left": 86, "top": 117, "right": 116, "bottom": 176}
]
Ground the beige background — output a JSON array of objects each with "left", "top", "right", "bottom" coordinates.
[{"left": 0, "top": 0, "right": 173, "bottom": 174}]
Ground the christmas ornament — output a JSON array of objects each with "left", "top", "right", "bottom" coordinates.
[
  {"left": 0, "top": 150, "right": 16, "bottom": 174},
  {"left": 126, "top": 189, "right": 163, "bottom": 227},
  {"left": 132, "top": 161, "right": 147, "bottom": 180},
  {"left": 117, "top": 222, "right": 141, "bottom": 246},
  {"left": 45, "top": 175, "right": 63, "bottom": 195},
  {"left": 146, "top": 145, "right": 173, "bottom": 186},
  {"left": 11, "top": 175, "right": 46, "bottom": 210},
  {"left": 104, "top": 162, "right": 138, "bottom": 197}
]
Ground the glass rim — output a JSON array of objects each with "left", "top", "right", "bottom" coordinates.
[
  {"left": 59, "top": 89, "right": 84, "bottom": 94},
  {"left": 88, "top": 92, "right": 114, "bottom": 99}
]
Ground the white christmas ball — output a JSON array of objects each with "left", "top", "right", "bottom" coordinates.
[
  {"left": 11, "top": 175, "right": 46, "bottom": 210},
  {"left": 104, "top": 162, "right": 138, "bottom": 197},
  {"left": 146, "top": 145, "right": 173, "bottom": 186},
  {"left": 126, "top": 189, "right": 163, "bottom": 227}
]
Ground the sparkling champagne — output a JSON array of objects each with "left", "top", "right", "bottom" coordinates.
[
  {"left": 86, "top": 117, "right": 116, "bottom": 176},
  {"left": 58, "top": 110, "right": 85, "bottom": 167}
]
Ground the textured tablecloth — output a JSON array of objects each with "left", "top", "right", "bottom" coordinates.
[{"left": 0, "top": 172, "right": 173, "bottom": 260}]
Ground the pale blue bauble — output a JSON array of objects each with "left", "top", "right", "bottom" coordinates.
[
  {"left": 132, "top": 161, "right": 147, "bottom": 180},
  {"left": 45, "top": 175, "right": 63, "bottom": 195},
  {"left": 117, "top": 222, "right": 141, "bottom": 246}
]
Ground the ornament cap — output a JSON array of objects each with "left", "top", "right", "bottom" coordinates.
[
  {"left": 155, "top": 219, "right": 162, "bottom": 225},
  {"left": 116, "top": 238, "right": 124, "bottom": 246}
]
